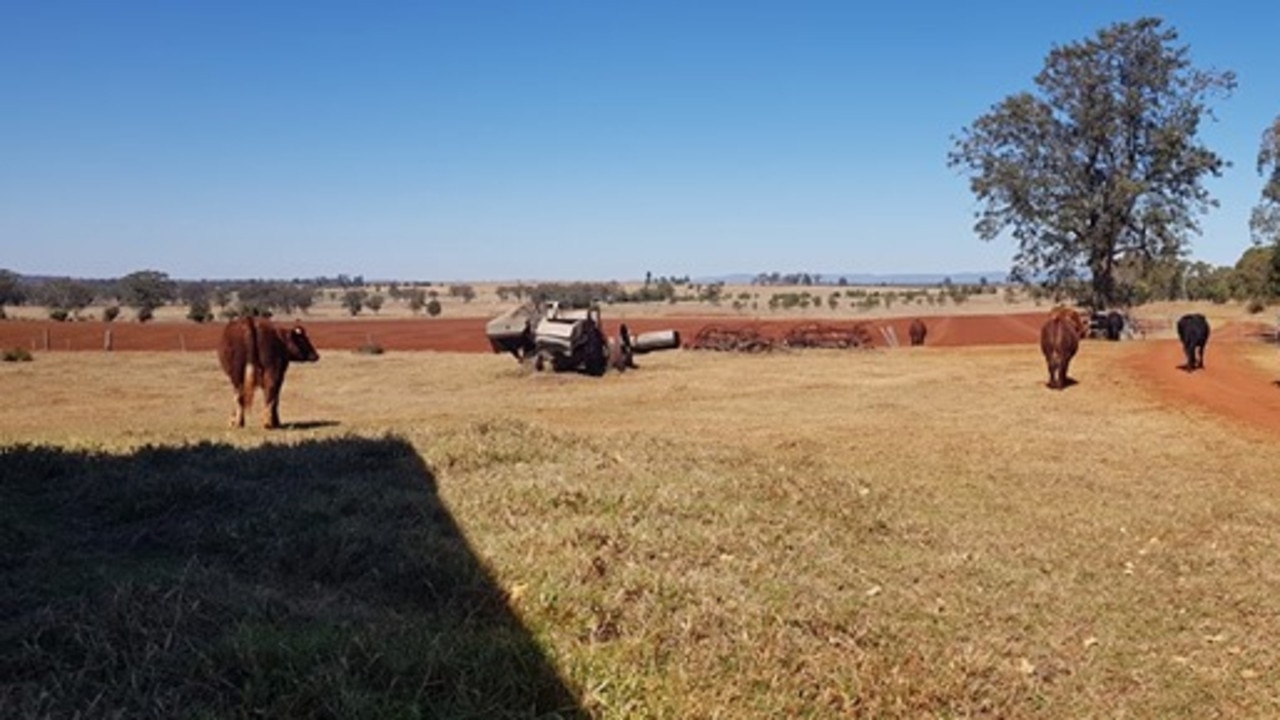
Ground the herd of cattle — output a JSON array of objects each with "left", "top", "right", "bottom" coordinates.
[
  {"left": 213, "top": 306, "right": 1216, "bottom": 429},
  {"left": 1037, "top": 307, "right": 1210, "bottom": 390}
]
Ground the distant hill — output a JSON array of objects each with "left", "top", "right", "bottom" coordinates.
[{"left": 696, "top": 271, "right": 1011, "bottom": 286}]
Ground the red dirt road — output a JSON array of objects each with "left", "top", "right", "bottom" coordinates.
[{"left": 1122, "top": 333, "right": 1280, "bottom": 435}]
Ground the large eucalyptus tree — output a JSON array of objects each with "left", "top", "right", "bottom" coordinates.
[
  {"left": 948, "top": 17, "right": 1235, "bottom": 309},
  {"left": 1252, "top": 115, "right": 1280, "bottom": 297}
]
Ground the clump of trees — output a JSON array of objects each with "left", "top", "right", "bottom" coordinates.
[
  {"left": 118, "top": 270, "right": 176, "bottom": 322},
  {"left": 494, "top": 280, "right": 690, "bottom": 308},
  {"left": 447, "top": 284, "right": 476, "bottom": 303},
  {"left": 403, "top": 288, "right": 428, "bottom": 315},
  {"left": 752, "top": 272, "right": 823, "bottom": 286},
  {"left": 223, "top": 281, "right": 315, "bottom": 317},
  {"left": 34, "top": 279, "right": 96, "bottom": 320}
]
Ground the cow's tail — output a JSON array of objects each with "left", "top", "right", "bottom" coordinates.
[
  {"left": 1049, "top": 348, "right": 1065, "bottom": 373},
  {"left": 244, "top": 315, "right": 261, "bottom": 388}
]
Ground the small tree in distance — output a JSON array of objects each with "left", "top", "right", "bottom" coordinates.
[
  {"left": 187, "top": 298, "right": 213, "bottom": 323},
  {"left": 342, "top": 289, "right": 367, "bottom": 316},
  {"left": 118, "top": 270, "right": 176, "bottom": 322},
  {"left": 448, "top": 284, "right": 476, "bottom": 303},
  {"left": 406, "top": 289, "right": 427, "bottom": 315},
  {"left": 425, "top": 299, "right": 442, "bottom": 317}
]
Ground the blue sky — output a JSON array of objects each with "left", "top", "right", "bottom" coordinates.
[{"left": 2, "top": 2, "right": 1277, "bottom": 282}]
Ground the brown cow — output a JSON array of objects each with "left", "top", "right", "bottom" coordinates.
[
  {"left": 908, "top": 318, "right": 927, "bottom": 346},
  {"left": 1040, "top": 306, "right": 1087, "bottom": 390},
  {"left": 218, "top": 317, "right": 320, "bottom": 428}
]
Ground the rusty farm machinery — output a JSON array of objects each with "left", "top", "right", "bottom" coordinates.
[
  {"left": 486, "top": 301, "right": 681, "bottom": 375},
  {"left": 687, "top": 321, "right": 876, "bottom": 352}
]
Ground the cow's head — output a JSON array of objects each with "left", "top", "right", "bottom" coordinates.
[{"left": 284, "top": 325, "right": 320, "bottom": 363}]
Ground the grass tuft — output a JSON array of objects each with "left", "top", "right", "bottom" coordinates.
[{"left": 2, "top": 347, "right": 32, "bottom": 362}]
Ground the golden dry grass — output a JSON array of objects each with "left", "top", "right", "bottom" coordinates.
[{"left": 4, "top": 341, "right": 1280, "bottom": 717}]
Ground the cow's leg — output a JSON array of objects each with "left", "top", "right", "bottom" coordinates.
[
  {"left": 228, "top": 366, "right": 250, "bottom": 427},
  {"left": 230, "top": 384, "right": 245, "bottom": 427},
  {"left": 261, "top": 370, "right": 284, "bottom": 429},
  {"left": 242, "top": 366, "right": 261, "bottom": 426}
]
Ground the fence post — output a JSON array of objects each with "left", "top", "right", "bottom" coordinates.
[
  {"left": 104, "top": 328, "right": 113, "bottom": 352},
  {"left": 43, "top": 328, "right": 50, "bottom": 351},
  {"left": 880, "top": 325, "right": 899, "bottom": 348}
]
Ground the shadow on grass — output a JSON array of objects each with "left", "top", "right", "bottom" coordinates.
[
  {"left": 0, "top": 437, "right": 584, "bottom": 719},
  {"left": 280, "top": 419, "right": 342, "bottom": 430}
]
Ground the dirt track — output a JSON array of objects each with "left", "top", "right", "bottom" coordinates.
[
  {"left": 4, "top": 312, "right": 1279, "bottom": 434},
  {"left": 1122, "top": 333, "right": 1280, "bottom": 436}
]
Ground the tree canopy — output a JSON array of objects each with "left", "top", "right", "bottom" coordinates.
[
  {"left": 35, "top": 278, "right": 96, "bottom": 318},
  {"left": 948, "top": 17, "right": 1235, "bottom": 309},
  {"left": 0, "top": 269, "right": 26, "bottom": 310},
  {"left": 1256, "top": 115, "right": 1280, "bottom": 219},
  {"left": 1252, "top": 114, "right": 1280, "bottom": 298},
  {"left": 117, "top": 270, "right": 176, "bottom": 314}
]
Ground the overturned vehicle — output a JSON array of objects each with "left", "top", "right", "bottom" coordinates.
[{"left": 485, "top": 302, "right": 680, "bottom": 375}]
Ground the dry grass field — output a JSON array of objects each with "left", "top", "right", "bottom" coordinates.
[{"left": 4, "top": 319, "right": 1280, "bottom": 717}]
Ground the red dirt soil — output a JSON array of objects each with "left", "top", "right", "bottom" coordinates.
[
  {"left": 1122, "top": 330, "right": 1280, "bottom": 436},
  {"left": 0, "top": 312, "right": 1049, "bottom": 354},
  {"left": 4, "top": 312, "right": 1279, "bottom": 434}
]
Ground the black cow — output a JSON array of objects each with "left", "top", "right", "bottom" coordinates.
[
  {"left": 1104, "top": 311, "right": 1125, "bottom": 341},
  {"left": 1089, "top": 310, "right": 1127, "bottom": 340},
  {"left": 1176, "top": 313, "right": 1210, "bottom": 371}
]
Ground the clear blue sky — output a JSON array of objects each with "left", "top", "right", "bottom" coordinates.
[{"left": 2, "top": 2, "right": 1276, "bottom": 282}]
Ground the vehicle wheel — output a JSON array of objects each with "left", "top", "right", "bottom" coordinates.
[{"left": 581, "top": 325, "right": 608, "bottom": 376}]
